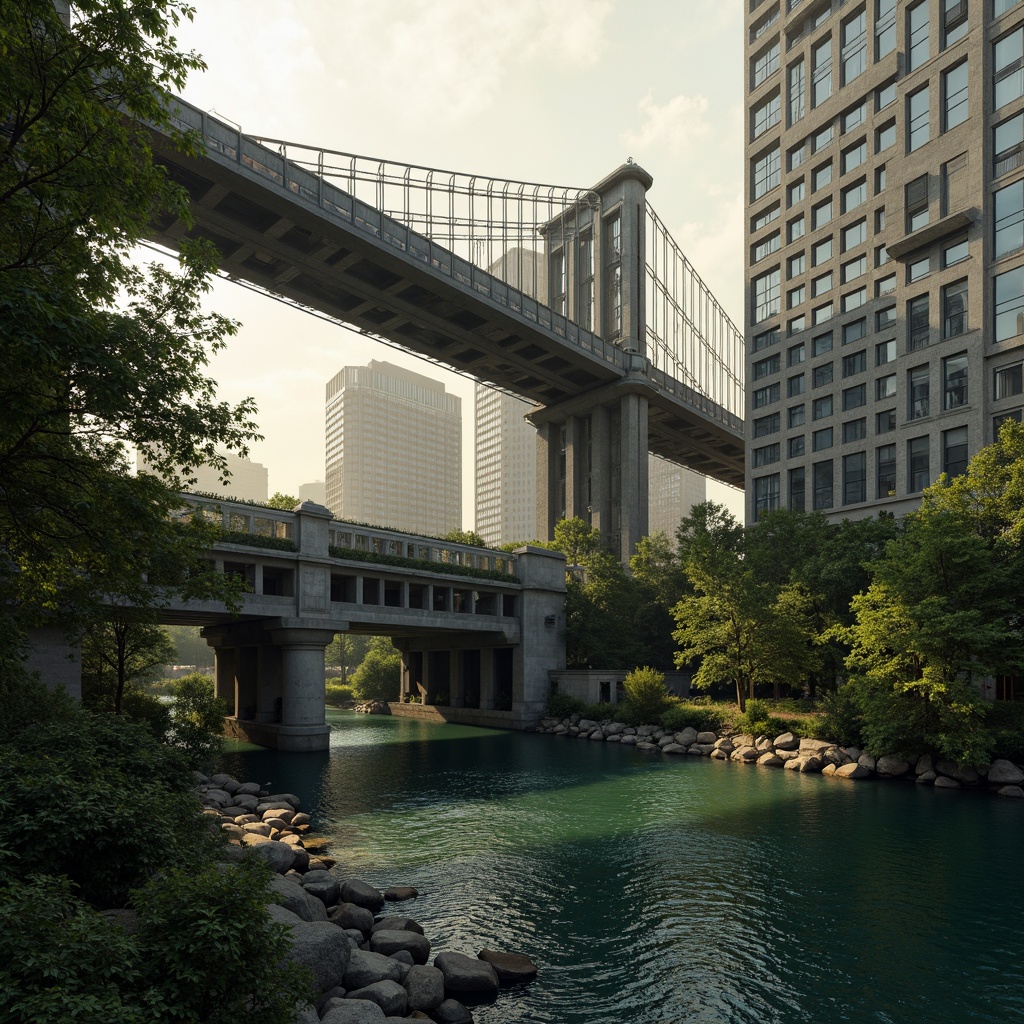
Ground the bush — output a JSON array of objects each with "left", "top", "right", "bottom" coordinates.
[
  {"left": 735, "top": 698, "right": 799, "bottom": 740},
  {"left": 622, "top": 666, "right": 670, "bottom": 724},
  {"left": 325, "top": 682, "right": 356, "bottom": 706},
  {"left": 660, "top": 700, "right": 727, "bottom": 734},
  {"left": 985, "top": 702, "right": 1024, "bottom": 763},
  {"left": 169, "top": 673, "right": 228, "bottom": 770},
  {"left": 546, "top": 692, "right": 587, "bottom": 719},
  {"left": 350, "top": 639, "right": 400, "bottom": 702},
  {"left": 817, "top": 685, "right": 864, "bottom": 747}
]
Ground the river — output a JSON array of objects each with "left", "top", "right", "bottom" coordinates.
[{"left": 223, "top": 711, "right": 1024, "bottom": 1024}]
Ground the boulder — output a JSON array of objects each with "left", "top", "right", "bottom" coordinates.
[
  {"left": 329, "top": 902, "right": 375, "bottom": 934},
  {"left": 291, "top": 846, "right": 311, "bottom": 873},
  {"left": 343, "top": 949, "right": 405, "bottom": 989},
  {"left": 248, "top": 839, "right": 296, "bottom": 874},
  {"left": 674, "top": 727, "right": 698, "bottom": 746},
  {"left": 578, "top": 719, "right": 596, "bottom": 731},
  {"left": 798, "top": 755, "right": 823, "bottom": 773},
  {"left": 755, "top": 736, "right": 774, "bottom": 753},
  {"left": 713, "top": 738, "right": 734, "bottom": 753},
  {"left": 433, "top": 951, "right": 499, "bottom": 994},
  {"left": 242, "top": 822, "right": 273, "bottom": 837},
  {"left": 340, "top": 879, "right": 385, "bottom": 913},
  {"left": 267, "top": 874, "right": 329, "bottom": 922},
  {"left": 691, "top": 743, "right": 715, "bottom": 755},
  {"left": 303, "top": 873, "right": 341, "bottom": 907},
  {"left": 875, "top": 755, "right": 910, "bottom": 778},
  {"left": 209, "top": 773, "right": 234, "bottom": 788},
  {"left": 264, "top": 806, "right": 296, "bottom": 823},
  {"left": 834, "top": 762, "right": 871, "bottom": 780},
  {"left": 936, "top": 760, "right": 980, "bottom": 785},
  {"left": 915, "top": 755, "right": 934, "bottom": 776},
  {"left": 757, "top": 752, "right": 784, "bottom": 767},
  {"left": 776, "top": 748, "right": 800, "bottom": 761},
  {"left": 730, "top": 746, "right": 759, "bottom": 762},
  {"left": 934, "top": 776, "right": 961, "bottom": 789},
  {"left": 997, "top": 785, "right": 1024, "bottom": 798},
  {"left": 857, "top": 753, "right": 877, "bottom": 771},
  {"left": 821, "top": 763, "right": 837, "bottom": 776},
  {"left": 589, "top": 731, "right": 604, "bottom": 741},
  {"left": 384, "top": 885, "right": 419, "bottom": 902},
  {"left": 369, "top": 929, "right": 430, "bottom": 965},
  {"left": 710, "top": 748, "right": 728, "bottom": 760},
  {"left": 783, "top": 756, "right": 803, "bottom": 771},
  {"left": 321, "top": 1000, "right": 387, "bottom": 1023},
  {"left": 284, "top": 920, "right": 353, "bottom": 993},
  {"left": 203, "top": 788, "right": 232, "bottom": 805},
  {"left": 236, "top": 781, "right": 262, "bottom": 795},
  {"left": 917, "top": 771, "right": 936, "bottom": 784},
  {"left": 477, "top": 949, "right": 538, "bottom": 985},
  {"left": 256, "top": 800, "right": 299, "bottom": 816},
  {"left": 619, "top": 735, "right": 638, "bottom": 745},
  {"left": 432, "top": 998, "right": 474, "bottom": 1023},
  {"left": 403, "top": 964, "right": 445, "bottom": 1011},
  {"left": 371, "top": 916, "right": 424, "bottom": 935},
  {"left": 657, "top": 735, "right": 675, "bottom": 747},
  {"left": 606, "top": 734, "right": 622, "bottom": 743},
  {"left": 635, "top": 741, "right": 659, "bottom": 752},
  {"left": 604, "top": 722, "right": 626, "bottom": 736},
  {"left": 264, "top": 792, "right": 303, "bottom": 807},
  {"left": 346, "top": 981, "right": 407, "bottom": 1016},
  {"left": 731, "top": 734, "right": 754, "bottom": 748},
  {"left": 389, "top": 950, "right": 415, "bottom": 970},
  {"left": 662, "top": 743, "right": 687, "bottom": 754},
  {"left": 267, "top": 903, "right": 304, "bottom": 928},
  {"left": 988, "top": 760, "right": 1024, "bottom": 785},
  {"left": 798, "top": 738, "right": 830, "bottom": 754},
  {"left": 695, "top": 731, "right": 717, "bottom": 744}
]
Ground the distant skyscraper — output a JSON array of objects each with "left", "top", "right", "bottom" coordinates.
[
  {"left": 298, "top": 480, "right": 327, "bottom": 505},
  {"left": 325, "top": 360, "right": 461, "bottom": 536},
  {"left": 136, "top": 450, "right": 269, "bottom": 503},
  {"left": 648, "top": 456, "right": 707, "bottom": 539},
  {"left": 475, "top": 386, "right": 538, "bottom": 546}
]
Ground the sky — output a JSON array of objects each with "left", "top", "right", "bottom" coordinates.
[{"left": 159, "top": 0, "right": 745, "bottom": 521}]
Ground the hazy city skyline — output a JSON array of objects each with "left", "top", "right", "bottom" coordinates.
[{"left": 156, "top": 1, "right": 745, "bottom": 522}]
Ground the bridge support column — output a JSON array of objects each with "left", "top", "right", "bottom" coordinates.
[
  {"left": 535, "top": 422, "right": 560, "bottom": 541},
  {"left": 268, "top": 626, "right": 336, "bottom": 751},
  {"left": 256, "top": 644, "right": 282, "bottom": 723},
  {"left": 449, "top": 650, "right": 464, "bottom": 708},
  {"left": 213, "top": 646, "right": 235, "bottom": 709},
  {"left": 234, "top": 645, "right": 258, "bottom": 721},
  {"left": 618, "top": 390, "right": 649, "bottom": 564},
  {"left": 479, "top": 648, "right": 496, "bottom": 710}
]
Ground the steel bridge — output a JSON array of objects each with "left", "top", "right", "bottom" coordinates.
[{"left": 146, "top": 97, "right": 745, "bottom": 561}]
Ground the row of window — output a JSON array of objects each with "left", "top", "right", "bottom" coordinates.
[{"left": 753, "top": 426, "right": 969, "bottom": 518}]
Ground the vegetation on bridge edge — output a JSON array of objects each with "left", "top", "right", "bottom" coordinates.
[
  {"left": 218, "top": 529, "right": 298, "bottom": 552},
  {"left": 328, "top": 545, "right": 520, "bottom": 584}
]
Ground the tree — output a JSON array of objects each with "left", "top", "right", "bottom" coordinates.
[
  {"left": 442, "top": 528, "right": 488, "bottom": 547},
  {"left": 1, "top": 0, "right": 259, "bottom": 670},
  {"left": 81, "top": 615, "right": 175, "bottom": 714},
  {"left": 350, "top": 636, "right": 401, "bottom": 702},
  {"left": 168, "top": 672, "right": 228, "bottom": 768},
  {"left": 325, "top": 632, "right": 372, "bottom": 684},
  {"left": 266, "top": 492, "right": 298, "bottom": 510}
]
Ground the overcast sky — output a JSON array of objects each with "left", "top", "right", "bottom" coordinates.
[{"left": 162, "top": 0, "right": 745, "bottom": 520}]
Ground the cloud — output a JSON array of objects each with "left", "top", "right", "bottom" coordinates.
[{"left": 622, "top": 92, "right": 711, "bottom": 155}]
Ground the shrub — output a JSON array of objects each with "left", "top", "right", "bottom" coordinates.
[
  {"left": 325, "top": 682, "right": 356, "bottom": 706},
  {"left": 735, "top": 698, "right": 798, "bottom": 740},
  {"left": 817, "top": 685, "right": 864, "bottom": 747},
  {"left": 350, "top": 639, "right": 400, "bottom": 702},
  {"left": 546, "top": 693, "right": 587, "bottom": 719},
  {"left": 581, "top": 701, "right": 620, "bottom": 722},
  {"left": 660, "top": 700, "right": 726, "bottom": 734},
  {"left": 623, "top": 666, "right": 670, "bottom": 724},
  {"left": 985, "top": 702, "right": 1024, "bottom": 763},
  {"left": 168, "top": 672, "right": 228, "bottom": 769}
]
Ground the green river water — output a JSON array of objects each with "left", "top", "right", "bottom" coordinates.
[{"left": 223, "top": 711, "right": 1024, "bottom": 1024}]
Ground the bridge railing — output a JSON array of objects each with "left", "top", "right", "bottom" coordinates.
[
  {"left": 183, "top": 496, "right": 518, "bottom": 577},
  {"left": 164, "top": 99, "right": 626, "bottom": 376}
]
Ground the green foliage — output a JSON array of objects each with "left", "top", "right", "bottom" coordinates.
[
  {"left": 325, "top": 682, "right": 356, "bottom": 706},
  {"left": 734, "top": 698, "right": 799, "bottom": 740},
  {"left": 328, "top": 546, "right": 518, "bottom": 583},
  {"left": 164, "top": 624, "right": 214, "bottom": 670},
  {"left": 986, "top": 702, "right": 1024, "bottom": 763},
  {"left": 220, "top": 530, "right": 297, "bottom": 552},
  {"left": 623, "top": 666, "right": 670, "bottom": 723},
  {"left": 0, "top": 679, "right": 216, "bottom": 907},
  {"left": 265, "top": 492, "right": 298, "bottom": 510},
  {"left": 350, "top": 637, "right": 401, "bottom": 702},
  {"left": 168, "top": 673, "right": 228, "bottom": 769},
  {"left": 816, "top": 685, "right": 864, "bottom": 748},
  {"left": 546, "top": 693, "right": 588, "bottom": 719},
  {"left": 659, "top": 700, "right": 726, "bottom": 734},
  {"left": 442, "top": 528, "right": 488, "bottom": 547}
]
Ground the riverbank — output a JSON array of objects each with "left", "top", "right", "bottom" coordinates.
[
  {"left": 197, "top": 771, "right": 537, "bottom": 1023},
  {"left": 533, "top": 713, "right": 1024, "bottom": 797}
]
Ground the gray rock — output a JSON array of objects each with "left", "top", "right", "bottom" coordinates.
[
  {"left": 346, "top": 981, "right": 407, "bottom": 1016},
  {"left": 264, "top": 792, "right": 303, "bottom": 807},
  {"left": 989, "top": 760, "right": 1024, "bottom": 785},
  {"left": 997, "top": 785, "right": 1024, "bottom": 798},
  {"left": 384, "top": 885, "right": 419, "bottom": 902},
  {"left": 291, "top": 846, "right": 311, "bottom": 873},
  {"left": 248, "top": 839, "right": 296, "bottom": 874},
  {"left": 834, "top": 762, "right": 871, "bottom": 780},
  {"left": 389, "top": 950, "right": 416, "bottom": 967},
  {"left": 304, "top": 876, "right": 341, "bottom": 907},
  {"left": 371, "top": 916, "right": 424, "bottom": 935},
  {"left": 858, "top": 753, "right": 877, "bottom": 770},
  {"left": 433, "top": 952, "right": 499, "bottom": 994},
  {"left": 783, "top": 756, "right": 803, "bottom": 770},
  {"left": 294, "top": 1002, "right": 320, "bottom": 1024},
  {"left": 203, "top": 788, "right": 232, "bottom": 805},
  {"left": 256, "top": 800, "right": 299, "bottom": 816},
  {"left": 674, "top": 727, "right": 698, "bottom": 746},
  {"left": 342, "top": 929, "right": 365, "bottom": 948},
  {"left": 934, "top": 775, "right": 961, "bottom": 789},
  {"left": 917, "top": 771, "right": 936, "bottom": 784},
  {"left": 369, "top": 929, "right": 430, "bottom": 965},
  {"left": 321, "top": 1000, "right": 386, "bottom": 1024},
  {"left": 267, "top": 874, "right": 328, "bottom": 922},
  {"left": 209, "top": 773, "right": 234, "bottom": 787},
  {"left": 695, "top": 731, "right": 717, "bottom": 744},
  {"left": 875, "top": 755, "right": 910, "bottom": 777},
  {"left": 316, "top": 986, "right": 348, "bottom": 1015},
  {"left": 710, "top": 748, "right": 729, "bottom": 760},
  {"left": 915, "top": 754, "right": 934, "bottom": 776},
  {"left": 821, "top": 763, "right": 837, "bottom": 776},
  {"left": 635, "top": 741, "right": 659, "bottom": 752},
  {"left": 291, "top": 812, "right": 312, "bottom": 826},
  {"left": 589, "top": 731, "right": 604, "bottom": 740},
  {"left": 798, "top": 738, "right": 830, "bottom": 754},
  {"left": 604, "top": 721, "right": 626, "bottom": 736},
  {"left": 713, "top": 738, "right": 734, "bottom": 753},
  {"left": 341, "top": 879, "right": 385, "bottom": 913},
  {"left": 284, "top": 920, "right": 352, "bottom": 993},
  {"left": 757, "top": 752, "right": 784, "bottom": 767},
  {"left": 329, "top": 902, "right": 375, "bottom": 934},
  {"left": 264, "top": 806, "right": 296, "bottom": 823},
  {"left": 730, "top": 745, "right": 759, "bottom": 762},
  {"left": 403, "top": 964, "right": 445, "bottom": 1011},
  {"left": 267, "top": 902, "right": 304, "bottom": 928},
  {"left": 619, "top": 735, "right": 638, "bottom": 745},
  {"left": 936, "top": 760, "right": 980, "bottom": 784},
  {"left": 799, "top": 755, "right": 823, "bottom": 773},
  {"left": 432, "top": 997, "right": 474, "bottom": 1022},
  {"left": 755, "top": 736, "right": 774, "bottom": 752},
  {"left": 662, "top": 743, "right": 686, "bottom": 754},
  {"left": 236, "top": 781, "right": 262, "bottom": 795},
  {"left": 477, "top": 949, "right": 538, "bottom": 985},
  {"left": 343, "top": 949, "right": 404, "bottom": 989}
]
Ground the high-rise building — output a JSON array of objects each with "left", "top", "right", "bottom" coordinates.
[
  {"left": 298, "top": 480, "right": 327, "bottom": 505},
  {"left": 744, "top": 0, "right": 1024, "bottom": 524},
  {"left": 325, "top": 360, "right": 461, "bottom": 536},
  {"left": 648, "top": 456, "right": 707, "bottom": 538},
  {"left": 474, "top": 386, "right": 538, "bottom": 547},
  {"left": 136, "top": 450, "right": 268, "bottom": 503}
]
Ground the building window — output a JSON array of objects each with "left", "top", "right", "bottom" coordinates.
[
  {"left": 753, "top": 327, "right": 780, "bottom": 351},
  {"left": 753, "top": 145, "right": 782, "bottom": 198},
  {"left": 876, "top": 0, "right": 896, "bottom": 58},
  {"left": 789, "top": 252, "right": 806, "bottom": 278},
  {"left": 843, "top": 383, "right": 867, "bottom": 410},
  {"left": 812, "top": 200, "right": 833, "bottom": 232},
  {"left": 876, "top": 272, "right": 897, "bottom": 296},
  {"left": 943, "top": 352, "right": 969, "bottom": 408},
  {"left": 789, "top": 314, "right": 807, "bottom": 335},
  {"left": 995, "top": 27, "right": 1024, "bottom": 110},
  {"left": 789, "top": 179, "right": 806, "bottom": 206},
  {"left": 789, "top": 466, "right": 806, "bottom": 512},
  {"left": 908, "top": 86, "right": 930, "bottom": 152},
  {"left": 789, "top": 59, "right": 806, "bottom": 125},
  {"left": 753, "top": 267, "right": 781, "bottom": 323},
  {"left": 908, "top": 256, "right": 931, "bottom": 283},
  {"left": 604, "top": 214, "right": 622, "bottom": 337},
  {"left": 753, "top": 353, "right": 782, "bottom": 380},
  {"left": 943, "top": 280, "right": 968, "bottom": 338},
  {"left": 813, "top": 302, "right": 834, "bottom": 325},
  {"left": 843, "top": 100, "right": 867, "bottom": 134},
  {"left": 994, "top": 112, "right": 1024, "bottom": 177},
  {"left": 876, "top": 77, "right": 897, "bottom": 110},
  {"left": 995, "top": 180, "right": 1024, "bottom": 259},
  {"left": 753, "top": 232, "right": 782, "bottom": 263},
  {"left": 842, "top": 140, "right": 867, "bottom": 174},
  {"left": 843, "top": 318, "right": 867, "bottom": 345},
  {"left": 753, "top": 412, "right": 781, "bottom": 437},
  {"left": 813, "top": 162, "right": 833, "bottom": 192},
  {"left": 550, "top": 249, "right": 566, "bottom": 314},
  {"left": 843, "top": 417, "right": 867, "bottom": 443},
  {"left": 877, "top": 373, "right": 897, "bottom": 400},
  {"left": 813, "top": 331, "right": 833, "bottom": 357},
  {"left": 908, "top": 295, "right": 930, "bottom": 350},
  {"left": 754, "top": 41, "right": 781, "bottom": 87},
  {"left": 813, "top": 395, "right": 834, "bottom": 419},
  {"left": 843, "top": 452, "right": 867, "bottom": 504},
  {"left": 996, "top": 0, "right": 1024, "bottom": 16},
  {"left": 788, "top": 373, "right": 806, "bottom": 397},
  {"left": 753, "top": 474, "right": 781, "bottom": 521},
  {"left": 908, "top": 2, "right": 930, "bottom": 71},
  {"left": 906, "top": 175, "right": 929, "bottom": 232},
  {"left": 944, "top": 61, "right": 969, "bottom": 130},
  {"left": 908, "top": 435, "right": 931, "bottom": 491},
  {"left": 843, "top": 287, "right": 867, "bottom": 312},
  {"left": 753, "top": 93, "right": 782, "bottom": 138},
  {"left": 875, "top": 120, "right": 896, "bottom": 154},
  {"left": 942, "top": 0, "right": 968, "bottom": 48},
  {"left": 812, "top": 236, "right": 833, "bottom": 266},
  {"left": 753, "top": 382, "right": 781, "bottom": 408},
  {"left": 843, "top": 350, "right": 867, "bottom": 377},
  {"left": 813, "top": 460, "right": 834, "bottom": 510},
  {"left": 994, "top": 409, "right": 1024, "bottom": 436},
  {"left": 788, "top": 342, "right": 806, "bottom": 366},
  {"left": 789, "top": 215, "right": 806, "bottom": 242},
  {"left": 995, "top": 266, "right": 1024, "bottom": 342},
  {"left": 789, "top": 284, "right": 806, "bottom": 309},
  {"left": 753, "top": 443, "right": 781, "bottom": 467},
  {"left": 944, "top": 236, "right": 969, "bottom": 266},
  {"left": 995, "top": 362, "right": 1024, "bottom": 399},
  {"left": 842, "top": 180, "right": 867, "bottom": 214},
  {"left": 909, "top": 365, "right": 930, "bottom": 420},
  {"left": 578, "top": 233, "right": 594, "bottom": 330},
  {"left": 842, "top": 219, "right": 867, "bottom": 251},
  {"left": 841, "top": 10, "right": 867, "bottom": 83},
  {"left": 842, "top": 255, "right": 867, "bottom": 283},
  {"left": 877, "top": 443, "right": 897, "bottom": 497},
  {"left": 812, "top": 272, "right": 832, "bottom": 298},
  {"left": 813, "top": 427, "right": 834, "bottom": 451},
  {"left": 789, "top": 142, "right": 807, "bottom": 170},
  {"left": 877, "top": 307, "right": 896, "bottom": 332},
  {"left": 814, "top": 124, "right": 834, "bottom": 152},
  {"left": 813, "top": 362, "right": 834, "bottom": 388},
  {"left": 789, "top": 404, "right": 806, "bottom": 428},
  {"left": 789, "top": 435, "right": 806, "bottom": 458},
  {"left": 876, "top": 338, "right": 896, "bottom": 365},
  {"left": 813, "top": 37, "right": 833, "bottom": 107},
  {"left": 943, "top": 426, "right": 969, "bottom": 478}
]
